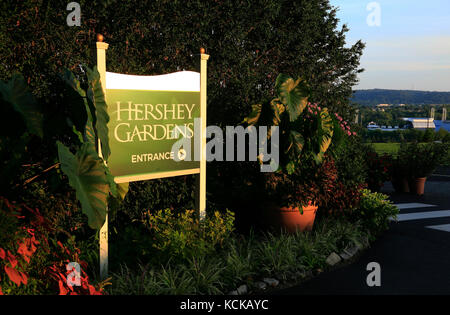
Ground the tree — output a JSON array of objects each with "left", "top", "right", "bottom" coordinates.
[
  {"left": 422, "top": 128, "right": 435, "bottom": 143},
  {"left": 0, "top": 0, "right": 365, "bottom": 219},
  {"left": 436, "top": 128, "right": 449, "bottom": 141},
  {"left": 0, "top": 0, "right": 364, "bottom": 126}
]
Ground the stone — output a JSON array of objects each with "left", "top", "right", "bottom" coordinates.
[
  {"left": 228, "top": 290, "right": 238, "bottom": 295},
  {"left": 237, "top": 284, "right": 248, "bottom": 295},
  {"left": 294, "top": 271, "right": 305, "bottom": 279},
  {"left": 339, "top": 246, "right": 359, "bottom": 260},
  {"left": 355, "top": 241, "right": 364, "bottom": 251},
  {"left": 255, "top": 281, "right": 267, "bottom": 290},
  {"left": 339, "top": 251, "right": 352, "bottom": 260},
  {"left": 263, "top": 278, "right": 280, "bottom": 287},
  {"left": 360, "top": 236, "right": 369, "bottom": 248},
  {"left": 326, "top": 252, "right": 342, "bottom": 266},
  {"left": 287, "top": 271, "right": 297, "bottom": 280},
  {"left": 347, "top": 246, "right": 359, "bottom": 256}
]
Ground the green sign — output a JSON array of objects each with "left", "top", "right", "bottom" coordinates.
[{"left": 106, "top": 88, "right": 200, "bottom": 182}]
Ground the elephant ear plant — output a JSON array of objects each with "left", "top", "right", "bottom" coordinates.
[
  {"left": 398, "top": 142, "right": 448, "bottom": 178},
  {"left": 0, "top": 74, "right": 44, "bottom": 194},
  {"left": 0, "top": 67, "right": 128, "bottom": 230},
  {"left": 244, "top": 74, "right": 334, "bottom": 174},
  {"left": 57, "top": 67, "right": 129, "bottom": 229}
]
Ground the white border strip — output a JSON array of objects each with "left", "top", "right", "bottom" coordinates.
[
  {"left": 396, "top": 210, "right": 450, "bottom": 222},
  {"left": 105, "top": 71, "right": 200, "bottom": 91},
  {"left": 426, "top": 224, "right": 450, "bottom": 232},
  {"left": 113, "top": 168, "right": 201, "bottom": 184},
  {"left": 394, "top": 203, "right": 437, "bottom": 210}
]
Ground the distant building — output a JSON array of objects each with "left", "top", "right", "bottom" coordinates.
[
  {"left": 431, "top": 108, "right": 450, "bottom": 131},
  {"left": 401, "top": 118, "right": 435, "bottom": 130},
  {"left": 434, "top": 120, "right": 450, "bottom": 132},
  {"left": 376, "top": 104, "right": 390, "bottom": 112},
  {"left": 366, "top": 122, "right": 399, "bottom": 131},
  {"left": 367, "top": 122, "right": 380, "bottom": 130}
]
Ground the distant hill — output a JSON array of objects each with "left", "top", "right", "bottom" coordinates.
[{"left": 351, "top": 89, "right": 450, "bottom": 106}]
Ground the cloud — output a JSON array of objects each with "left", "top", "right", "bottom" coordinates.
[
  {"left": 331, "top": 0, "right": 450, "bottom": 90},
  {"left": 364, "top": 62, "right": 450, "bottom": 72},
  {"left": 361, "top": 35, "right": 450, "bottom": 71}
]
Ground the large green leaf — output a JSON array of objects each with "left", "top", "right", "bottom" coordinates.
[
  {"left": 61, "top": 68, "right": 86, "bottom": 98},
  {"left": 243, "top": 103, "right": 263, "bottom": 126},
  {"left": 269, "top": 99, "right": 285, "bottom": 126},
  {"left": 275, "top": 74, "right": 309, "bottom": 122},
  {"left": 86, "top": 67, "right": 111, "bottom": 161},
  {"left": 289, "top": 130, "right": 304, "bottom": 155},
  {"left": 57, "top": 141, "right": 109, "bottom": 230},
  {"left": 61, "top": 69, "right": 97, "bottom": 145},
  {"left": 244, "top": 100, "right": 284, "bottom": 140},
  {"left": 84, "top": 119, "right": 96, "bottom": 145},
  {"left": 315, "top": 109, "right": 334, "bottom": 163},
  {"left": 61, "top": 69, "right": 88, "bottom": 136},
  {"left": 102, "top": 164, "right": 130, "bottom": 200},
  {"left": 0, "top": 74, "right": 43, "bottom": 138},
  {"left": 117, "top": 182, "right": 129, "bottom": 200}
]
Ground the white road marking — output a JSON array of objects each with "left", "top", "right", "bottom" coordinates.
[
  {"left": 396, "top": 210, "right": 450, "bottom": 222},
  {"left": 394, "top": 203, "right": 437, "bottom": 210},
  {"left": 426, "top": 224, "right": 450, "bottom": 232}
]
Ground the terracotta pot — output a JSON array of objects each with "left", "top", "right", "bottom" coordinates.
[
  {"left": 391, "top": 178, "right": 402, "bottom": 192},
  {"left": 409, "top": 177, "right": 427, "bottom": 196},
  {"left": 264, "top": 203, "right": 318, "bottom": 233},
  {"left": 401, "top": 177, "right": 410, "bottom": 193},
  {"left": 392, "top": 177, "right": 410, "bottom": 193}
]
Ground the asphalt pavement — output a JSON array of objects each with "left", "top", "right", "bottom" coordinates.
[{"left": 274, "top": 177, "right": 450, "bottom": 295}]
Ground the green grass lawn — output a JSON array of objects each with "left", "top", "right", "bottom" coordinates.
[
  {"left": 369, "top": 143, "right": 400, "bottom": 156},
  {"left": 368, "top": 142, "right": 450, "bottom": 166}
]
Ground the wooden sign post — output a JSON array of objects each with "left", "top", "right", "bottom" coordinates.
[
  {"left": 197, "top": 48, "right": 209, "bottom": 220},
  {"left": 95, "top": 35, "right": 209, "bottom": 279},
  {"left": 96, "top": 35, "right": 109, "bottom": 281}
]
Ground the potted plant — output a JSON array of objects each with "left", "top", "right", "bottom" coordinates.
[
  {"left": 260, "top": 170, "right": 319, "bottom": 233},
  {"left": 365, "top": 149, "right": 393, "bottom": 192},
  {"left": 244, "top": 74, "right": 335, "bottom": 233},
  {"left": 397, "top": 142, "right": 447, "bottom": 195},
  {"left": 390, "top": 156, "right": 410, "bottom": 193}
]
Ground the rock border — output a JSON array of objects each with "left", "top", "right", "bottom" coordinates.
[{"left": 225, "top": 237, "right": 370, "bottom": 295}]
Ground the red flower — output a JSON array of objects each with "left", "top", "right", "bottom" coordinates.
[
  {"left": 58, "top": 280, "right": 68, "bottom": 295},
  {"left": 6, "top": 251, "right": 17, "bottom": 268},
  {"left": 88, "top": 284, "right": 102, "bottom": 295},
  {"left": 17, "top": 237, "right": 38, "bottom": 263},
  {"left": 4, "top": 266, "right": 27, "bottom": 286}
]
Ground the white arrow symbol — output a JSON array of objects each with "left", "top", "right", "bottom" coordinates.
[{"left": 178, "top": 149, "right": 186, "bottom": 161}]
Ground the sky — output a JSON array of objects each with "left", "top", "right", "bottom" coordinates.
[{"left": 330, "top": 0, "right": 450, "bottom": 91}]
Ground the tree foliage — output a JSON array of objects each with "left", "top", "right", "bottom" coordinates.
[
  {"left": 0, "top": 67, "right": 123, "bottom": 230},
  {"left": 353, "top": 89, "right": 450, "bottom": 106},
  {"left": 0, "top": 0, "right": 364, "bottom": 222},
  {"left": 57, "top": 141, "right": 109, "bottom": 229},
  {"left": 0, "top": 0, "right": 364, "bottom": 125}
]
